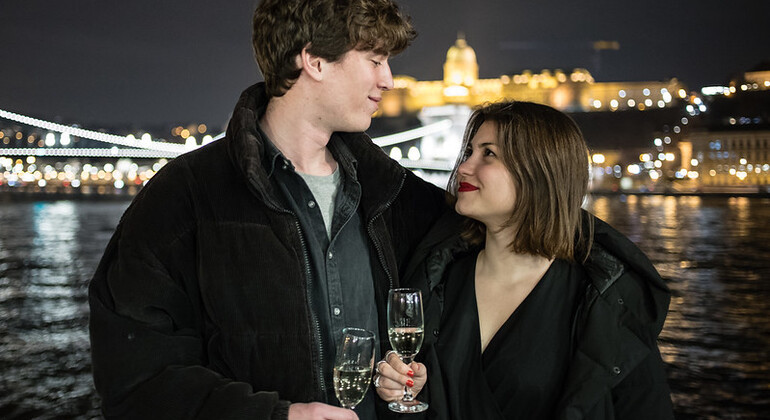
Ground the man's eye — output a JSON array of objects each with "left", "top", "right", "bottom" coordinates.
[{"left": 372, "top": 60, "right": 381, "bottom": 66}]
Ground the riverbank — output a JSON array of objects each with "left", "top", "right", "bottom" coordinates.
[
  {"left": 3, "top": 189, "right": 770, "bottom": 202},
  {"left": 0, "top": 191, "right": 135, "bottom": 202},
  {"left": 590, "top": 189, "right": 770, "bottom": 197}
]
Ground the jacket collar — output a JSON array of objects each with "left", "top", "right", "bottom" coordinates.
[
  {"left": 583, "top": 243, "right": 624, "bottom": 294},
  {"left": 337, "top": 131, "right": 406, "bottom": 220},
  {"left": 224, "top": 83, "right": 406, "bottom": 217},
  {"left": 585, "top": 214, "right": 670, "bottom": 332},
  {"left": 225, "top": 83, "right": 275, "bottom": 207}
]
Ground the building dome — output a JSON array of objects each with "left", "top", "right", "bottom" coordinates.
[
  {"left": 446, "top": 37, "right": 477, "bottom": 66},
  {"left": 444, "top": 34, "right": 479, "bottom": 87}
]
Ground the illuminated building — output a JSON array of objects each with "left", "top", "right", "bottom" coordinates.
[
  {"left": 683, "top": 131, "right": 770, "bottom": 190},
  {"left": 734, "top": 62, "right": 770, "bottom": 92},
  {"left": 380, "top": 35, "right": 688, "bottom": 117},
  {"left": 678, "top": 64, "right": 770, "bottom": 191}
]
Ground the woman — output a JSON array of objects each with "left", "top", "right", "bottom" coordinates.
[{"left": 374, "top": 101, "right": 674, "bottom": 419}]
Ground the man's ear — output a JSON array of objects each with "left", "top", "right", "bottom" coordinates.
[{"left": 299, "top": 44, "right": 324, "bottom": 82}]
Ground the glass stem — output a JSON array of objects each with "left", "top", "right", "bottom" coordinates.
[{"left": 401, "top": 356, "right": 415, "bottom": 402}]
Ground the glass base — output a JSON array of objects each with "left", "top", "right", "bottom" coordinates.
[{"left": 388, "top": 399, "right": 429, "bottom": 413}]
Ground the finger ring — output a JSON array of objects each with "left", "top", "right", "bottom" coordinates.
[
  {"left": 373, "top": 374, "right": 381, "bottom": 388},
  {"left": 375, "top": 360, "right": 387, "bottom": 373},
  {"left": 384, "top": 350, "right": 398, "bottom": 361}
]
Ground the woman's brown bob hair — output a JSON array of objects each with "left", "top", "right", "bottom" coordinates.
[
  {"left": 448, "top": 101, "right": 593, "bottom": 262},
  {"left": 253, "top": 0, "right": 416, "bottom": 97}
]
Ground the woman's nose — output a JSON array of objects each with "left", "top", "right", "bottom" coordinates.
[{"left": 457, "top": 156, "right": 474, "bottom": 176}]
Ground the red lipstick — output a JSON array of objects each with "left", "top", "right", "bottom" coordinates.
[{"left": 458, "top": 182, "right": 479, "bottom": 192}]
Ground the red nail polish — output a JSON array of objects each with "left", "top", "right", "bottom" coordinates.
[
  {"left": 406, "top": 379, "right": 414, "bottom": 387},
  {"left": 407, "top": 370, "right": 414, "bottom": 377}
]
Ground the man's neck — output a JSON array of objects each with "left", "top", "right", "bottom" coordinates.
[{"left": 259, "top": 93, "right": 338, "bottom": 176}]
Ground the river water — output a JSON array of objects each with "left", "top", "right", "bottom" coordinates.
[{"left": 0, "top": 195, "right": 768, "bottom": 418}]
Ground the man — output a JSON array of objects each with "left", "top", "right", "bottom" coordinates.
[{"left": 88, "top": 0, "right": 445, "bottom": 419}]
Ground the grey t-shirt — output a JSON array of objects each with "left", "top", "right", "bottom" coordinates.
[{"left": 298, "top": 168, "right": 341, "bottom": 239}]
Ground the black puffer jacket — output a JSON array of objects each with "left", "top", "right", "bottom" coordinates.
[
  {"left": 404, "top": 211, "right": 675, "bottom": 420},
  {"left": 88, "top": 83, "right": 447, "bottom": 419}
]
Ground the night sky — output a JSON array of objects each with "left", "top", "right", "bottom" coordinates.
[{"left": 2, "top": 0, "right": 769, "bottom": 128}]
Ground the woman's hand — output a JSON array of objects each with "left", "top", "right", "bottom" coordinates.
[{"left": 373, "top": 350, "right": 427, "bottom": 402}]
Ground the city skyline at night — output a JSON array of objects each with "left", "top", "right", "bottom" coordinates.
[
  {"left": 2, "top": 0, "right": 769, "bottom": 126},
  {"left": 3, "top": 28, "right": 770, "bottom": 195}
]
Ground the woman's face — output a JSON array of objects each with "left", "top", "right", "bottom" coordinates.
[{"left": 454, "top": 121, "right": 517, "bottom": 229}]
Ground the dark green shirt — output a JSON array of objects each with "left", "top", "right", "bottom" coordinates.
[{"left": 260, "top": 129, "right": 379, "bottom": 419}]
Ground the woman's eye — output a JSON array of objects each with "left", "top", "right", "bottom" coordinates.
[
  {"left": 372, "top": 60, "right": 381, "bottom": 66},
  {"left": 483, "top": 148, "right": 496, "bottom": 157}
]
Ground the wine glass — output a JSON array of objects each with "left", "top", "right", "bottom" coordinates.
[
  {"left": 387, "top": 288, "right": 428, "bottom": 413},
  {"left": 333, "top": 328, "right": 376, "bottom": 410}
]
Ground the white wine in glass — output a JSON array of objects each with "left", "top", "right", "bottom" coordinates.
[
  {"left": 387, "top": 327, "right": 424, "bottom": 360},
  {"left": 333, "top": 328, "right": 375, "bottom": 410},
  {"left": 387, "top": 288, "right": 428, "bottom": 413}
]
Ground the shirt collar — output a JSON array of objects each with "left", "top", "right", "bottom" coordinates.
[
  {"left": 257, "top": 124, "right": 293, "bottom": 178},
  {"left": 258, "top": 127, "right": 359, "bottom": 181},
  {"left": 328, "top": 133, "right": 359, "bottom": 181}
]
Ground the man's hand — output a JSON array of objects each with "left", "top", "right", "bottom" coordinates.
[
  {"left": 288, "top": 402, "right": 358, "bottom": 419},
  {"left": 373, "top": 350, "right": 427, "bottom": 402}
]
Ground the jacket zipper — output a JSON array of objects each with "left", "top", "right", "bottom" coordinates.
[
  {"left": 292, "top": 218, "right": 327, "bottom": 399},
  {"left": 366, "top": 171, "right": 407, "bottom": 291},
  {"left": 261, "top": 196, "right": 327, "bottom": 400}
]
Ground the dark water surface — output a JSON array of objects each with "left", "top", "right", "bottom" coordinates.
[
  {"left": 0, "top": 195, "right": 769, "bottom": 418},
  {"left": 587, "top": 195, "right": 770, "bottom": 419}
]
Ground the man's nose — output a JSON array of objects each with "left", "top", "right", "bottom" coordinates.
[{"left": 379, "top": 61, "right": 394, "bottom": 90}]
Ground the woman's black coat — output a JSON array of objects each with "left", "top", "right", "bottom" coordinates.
[{"left": 403, "top": 211, "right": 675, "bottom": 420}]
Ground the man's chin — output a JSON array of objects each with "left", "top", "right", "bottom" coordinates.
[
  {"left": 351, "top": 119, "right": 373, "bottom": 133},
  {"left": 333, "top": 114, "right": 373, "bottom": 133}
]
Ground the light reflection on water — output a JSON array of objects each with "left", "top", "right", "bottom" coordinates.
[
  {"left": 0, "top": 200, "right": 124, "bottom": 419},
  {"left": 0, "top": 196, "right": 769, "bottom": 418}
]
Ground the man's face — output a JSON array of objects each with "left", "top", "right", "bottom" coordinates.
[{"left": 320, "top": 49, "right": 394, "bottom": 133}]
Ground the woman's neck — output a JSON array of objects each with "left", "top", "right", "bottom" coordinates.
[{"left": 477, "top": 227, "right": 553, "bottom": 286}]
